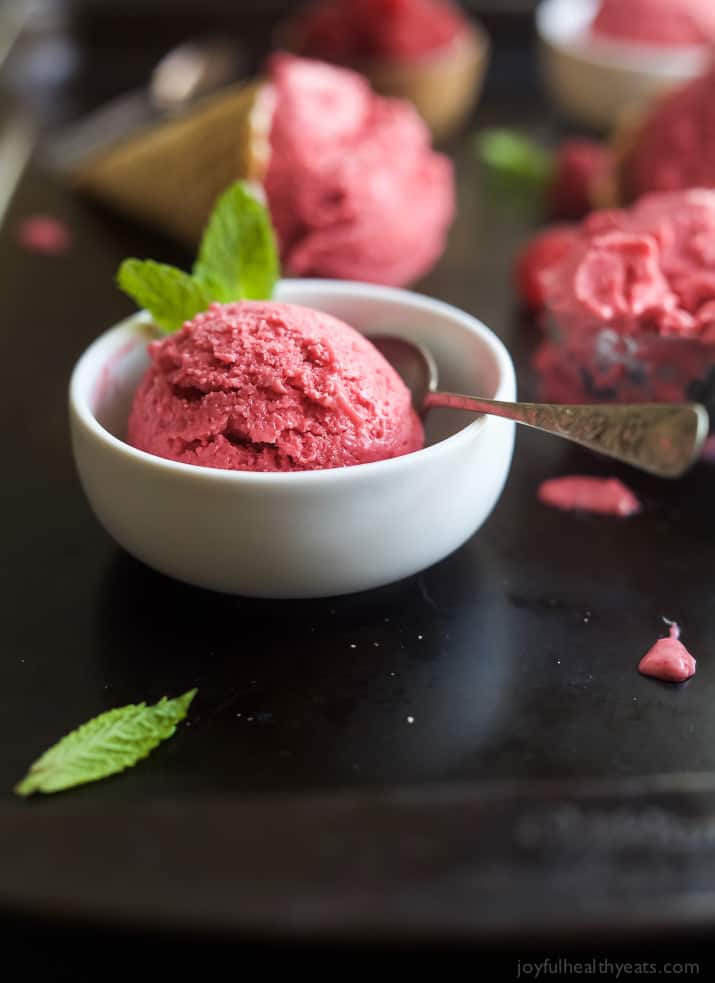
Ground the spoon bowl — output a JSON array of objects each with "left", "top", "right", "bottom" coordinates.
[{"left": 372, "top": 334, "right": 709, "bottom": 478}]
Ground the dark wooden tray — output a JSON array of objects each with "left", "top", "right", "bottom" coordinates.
[{"left": 2, "top": 17, "right": 715, "bottom": 956}]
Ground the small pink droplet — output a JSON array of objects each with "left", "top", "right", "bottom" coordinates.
[
  {"left": 638, "top": 621, "right": 696, "bottom": 683},
  {"left": 17, "top": 215, "right": 71, "bottom": 255},
  {"left": 538, "top": 476, "right": 641, "bottom": 516}
]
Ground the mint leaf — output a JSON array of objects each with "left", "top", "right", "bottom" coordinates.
[
  {"left": 476, "top": 129, "right": 553, "bottom": 215},
  {"left": 15, "top": 689, "right": 197, "bottom": 796},
  {"left": 193, "top": 182, "right": 279, "bottom": 302},
  {"left": 477, "top": 129, "right": 553, "bottom": 185},
  {"left": 117, "top": 260, "right": 214, "bottom": 333},
  {"left": 116, "top": 181, "right": 279, "bottom": 330}
]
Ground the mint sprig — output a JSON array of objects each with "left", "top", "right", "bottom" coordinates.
[
  {"left": 117, "top": 181, "right": 279, "bottom": 333},
  {"left": 117, "top": 261, "right": 214, "bottom": 334},
  {"left": 15, "top": 689, "right": 197, "bottom": 796}
]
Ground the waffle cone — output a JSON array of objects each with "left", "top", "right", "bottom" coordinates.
[{"left": 73, "top": 80, "right": 273, "bottom": 245}]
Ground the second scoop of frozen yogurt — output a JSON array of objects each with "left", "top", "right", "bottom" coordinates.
[{"left": 264, "top": 54, "right": 455, "bottom": 286}]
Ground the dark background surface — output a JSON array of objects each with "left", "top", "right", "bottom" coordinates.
[{"left": 1, "top": 0, "right": 715, "bottom": 975}]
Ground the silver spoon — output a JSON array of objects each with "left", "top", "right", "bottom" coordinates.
[{"left": 371, "top": 335, "right": 709, "bottom": 478}]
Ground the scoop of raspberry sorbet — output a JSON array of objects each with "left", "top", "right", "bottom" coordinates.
[{"left": 128, "top": 301, "right": 424, "bottom": 472}]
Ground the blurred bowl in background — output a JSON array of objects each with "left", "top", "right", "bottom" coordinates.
[{"left": 537, "top": 0, "right": 709, "bottom": 130}]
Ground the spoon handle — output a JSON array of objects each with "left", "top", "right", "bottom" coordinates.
[{"left": 424, "top": 393, "right": 709, "bottom": 477}]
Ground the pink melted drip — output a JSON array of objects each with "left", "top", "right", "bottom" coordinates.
[
  {"left": 638, "top": 623, "right": 696, "bottom": 683},
  {"left": 537, "top": 476, "right": 641, "bottom": 516},
  {"left": 17, "top": 215, "right": 71, "bottom": 255},
  {"left": 701, "top": 434, "right": 715, "bottom": 462}
]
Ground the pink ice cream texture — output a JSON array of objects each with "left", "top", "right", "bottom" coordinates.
[
  {"left": 290, "top": 0, "right": 468, "bottom": 62},
  {"left": 264, "top": 54, "right": 455, "bottom": 287},
  {"left": 128, "top": 301, "right": 424, "bottom": 472},
  {"left": 591, "top": 0, "right": 715, "bottom": 47},
  {"left": 625, "top": 63, "right": 715, "bottom": 201},
  {"left": 540, "top": 190, "right": 715, "bottom": 342},
  {"left": 638, "top": 623, "right": 696, "bottom": 682}
]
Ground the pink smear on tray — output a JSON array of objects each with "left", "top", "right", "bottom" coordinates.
[
  {"left": 638, "top": 622, "right": 696, "bottom": 683},
  {"left": 701, "top": 434, "right": 715, "bottom": 462},
  {"left": 537, "top": 476, "right": 641, "bottom": 516},
  {"left": 17, "top": 215, "right": 71, "bottom": 255}
]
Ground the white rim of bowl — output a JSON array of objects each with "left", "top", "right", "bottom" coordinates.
[{"left": 69, "top": 279, "right": 516, "bottom": 487}]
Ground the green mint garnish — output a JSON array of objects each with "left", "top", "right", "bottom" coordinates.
[
  {"left": 14, "top": 689, "right": 197, "bottom": 796},
  {"left": 476, "top": 129, "right": 554, "bottom": 211},
  {"left": 116, "top": 261, "right": 214, "bottom": 334},
  {"left": 193, "top": 181, "right": 279, "bottom": 304},
  {"left": 477, "top": 129, "right": 554, "bottom": 185},
  {"left": 117, "top": 180, "right": 279, "bottom": 333}
]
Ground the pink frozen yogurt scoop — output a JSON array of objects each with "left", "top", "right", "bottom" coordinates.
[
  {"left": 638, "top": 622, "right": 696, "bottom": 682},
  {"left": 540, "top": 190, "right": 715, "bottom": 342},
  {"left": 128, "top": 301, "right": 424, "bottom": 472},
  {"left": 264, "top": 54, "right": 455, "bottom": 286},
  {"left": 528, "top": 189, "right": 715, "bottom": 407},
  {"left": 591, "top": 0, "right": 715, "bottom": 47},
  {"left": 287, "top": 0, "right": 468, "bottom": 62},
  {"left": 624, "top": 64, "right": 715, "bottom": 201}
]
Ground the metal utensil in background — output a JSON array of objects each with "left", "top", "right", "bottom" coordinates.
[
  {"left": 0, "top": 0, "right": 32, "bottom": 69},
  {"left": 0, "top": 94, "right": 35, "bottom": 225},
  {"left": 0, "top": 1, "right": 37, "bottom": 225}
]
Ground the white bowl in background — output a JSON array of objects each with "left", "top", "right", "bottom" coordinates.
[
  {"left": 537, "top": 0, "right": 709, "bottom": 130},
  {"left": 69, "top": 280, "right": 516, "bottom": 598}
]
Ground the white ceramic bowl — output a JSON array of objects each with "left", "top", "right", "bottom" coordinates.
[
  {"left": 69, "top": 280, "right": 516, "bottom": 598},
  {"left": 537, "top": 0, "right": 709, "bottom": 130}
]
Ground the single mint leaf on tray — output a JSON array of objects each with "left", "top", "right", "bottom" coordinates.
[
  {"left": 193, "top": 181, "right": 279, "bottom": 302},
  {"left": 14, "top": 689, "right": 197, "bottom": 797},
  {"left": 117, "top": 260, "right": 214, "bottom": 333}
]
